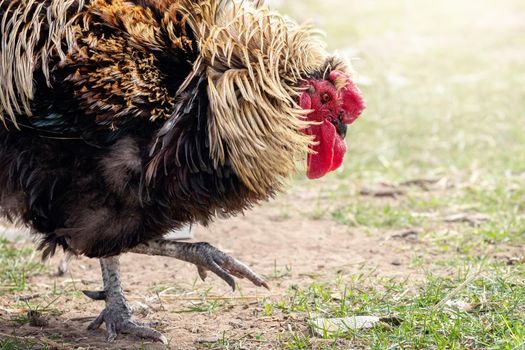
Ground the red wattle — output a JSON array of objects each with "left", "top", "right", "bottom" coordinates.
[
  {"left": 330, "top": 133, "right": 347, "bottom": 171},
  {"left": 306, "top": 120, "right": 346, "bottom": 179}
]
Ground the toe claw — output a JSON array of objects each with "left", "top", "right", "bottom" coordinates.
[
  {"left": 107, "top": 323, "right": 118, "bottom": 343},
  {"left": 123, "top": 322, "right": 168, "bottom": 344},
  {"left": 197, "top": 265, "right": 208, "bottom": 281},
  {"left": 88, "top": 311, "right": 105, "bottom": 330},
  {"left": 209, "top": 261, "right": 236, "bottom": 291},
  {"left": 159, "top": 334, "right": 169, "bottom": 345},
  {"left": 107, "top": 334, "right": 117, "bottom": 343},
  {"left": 221, "top": 256, "right": 269, "bottom": 290},
  {"left": 191, "top": 243, "right": 268, "bottom": 291},
  {"left": 83, "top": 290, "right": 107, "bottom": 301}
]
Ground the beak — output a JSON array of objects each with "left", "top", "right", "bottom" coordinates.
[{"left": 333, "top": 117, "right": 347, "bottom": 138}]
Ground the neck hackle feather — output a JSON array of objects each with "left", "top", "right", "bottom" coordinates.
[{"left": 178, "top": 0, "right": 329, "bottom": 194}]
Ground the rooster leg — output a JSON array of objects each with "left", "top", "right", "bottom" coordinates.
[
  {"left": 87, "top": 256, "right": 167, "bottom": 344},
  {"left": 129, "top": 239, "right": 269, "bottom": 291}
]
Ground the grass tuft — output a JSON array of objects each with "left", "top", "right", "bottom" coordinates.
[{"left": 0, "top": 239, "right": 45, "bottom": 296}]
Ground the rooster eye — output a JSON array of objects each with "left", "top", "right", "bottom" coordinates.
[{"left": 321, "top": 92, "right": 331, "bottom": 104}]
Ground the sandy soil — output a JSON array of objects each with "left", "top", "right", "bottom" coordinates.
[{"left": 0, "top": 198, "right": 431, "bottom": 350}]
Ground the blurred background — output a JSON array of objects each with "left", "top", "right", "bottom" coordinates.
[
  {"left": 275, "top": 0, "right": 525, "bottom": 247},
  {"left": 277, "top": 0, "right": 525, "bottom": 183},
  {"left": 265, "top": 0, "right": 525, "bottom": 348},
  {"left": 1, "top": 0, "right": 524, "bottom": 348}
]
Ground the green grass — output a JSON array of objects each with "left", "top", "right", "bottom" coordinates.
[
  {"left": 0, "top": 339, "right": 49, "bottom": 350},
  {"left": 278, "top": 0, "right": 525, "bottom": 348},
  {"left": 278, "top": 264, "right": 525, "bottom": 350},
  {"left": 203, "top": 264, "right": 525, "bottom": 349},
  {"left": 0, "top": 239, "right": 45, "bottom": 296}
]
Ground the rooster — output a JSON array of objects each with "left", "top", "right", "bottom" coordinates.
[{"left": 0, "top": 0, "right": 365, "bottom": 343}]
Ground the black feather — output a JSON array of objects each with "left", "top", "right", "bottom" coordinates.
[{"left": 0, "top": 0, "right": 269, "bottom": 258}]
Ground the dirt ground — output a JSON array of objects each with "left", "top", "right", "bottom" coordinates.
[{"left": 0, "top": 194, "right": 425, "bottom": 350}]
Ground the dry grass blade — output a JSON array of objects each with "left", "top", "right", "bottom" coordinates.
[{"left": 433, "top": 269, "right": 482, "bottom": 311}]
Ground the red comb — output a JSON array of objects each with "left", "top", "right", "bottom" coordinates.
[{"left": 330, "top": 70, "right": 366, "bottom": 124}]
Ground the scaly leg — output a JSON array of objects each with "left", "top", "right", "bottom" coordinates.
[
  {"left": 83, "top": 240, "right": 269, "bottom": 301},
  {"left": 129, "top": 240, "right": 269, "bottom": 291},
  {"left": 87, "top": 256, "right": 167, "bottom": 344}
]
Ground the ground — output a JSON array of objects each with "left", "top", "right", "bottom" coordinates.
[{"left": 1, "top": 0, "right": 525, "bottom": 349}]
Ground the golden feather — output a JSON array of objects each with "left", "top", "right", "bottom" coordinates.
[
  {"left": 178, "top": 0, "right": 329, "bottom": 194},
  {"left": 0, "top": 0, "right": 84, "bottom": 128}
]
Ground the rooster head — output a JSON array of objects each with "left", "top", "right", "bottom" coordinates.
[{"left": 300, "top": 70, "right": 365, "bottom": 179}]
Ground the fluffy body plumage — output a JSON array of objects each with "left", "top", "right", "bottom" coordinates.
[
  {"left": 0, "top": 0, "right": 352, "bottom": 258},
  {"left": 0, "top": 0, "right": 366, "bottom": 343}
]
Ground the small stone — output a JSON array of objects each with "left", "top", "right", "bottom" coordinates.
[
  {"left": 229, "top": 320, "right": 243, "bottom": 329},
  {"left": 311, "top": 316, "right": 402, "bottom": 336},
  {"left": 360, "top": 185, "right": 405, "bottom": 198},
  {"left": 196, "top": 336, "right": 220, "bottom": 344},
  {"left": 311, "top": 316, "right": 380, "bottom": 336},
  {"left": 444, "top": 299, "right": 474, "bottom": 312},
  {"left": 391, "top": 230, "right": 420, "bottom": 242},
  {"left": 444, "top": 213, "right": 489, "bottom": 227}
]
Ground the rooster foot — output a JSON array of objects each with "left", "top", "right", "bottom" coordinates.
[
  {"left": 88, "top": 304, "right": 166, "bottom": 344},
  {"left": 88, "top": 256, "right": 167, "bottom": 344},
  {"left": 130, "top": 240, "right": 269, "bottom": 291}
]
